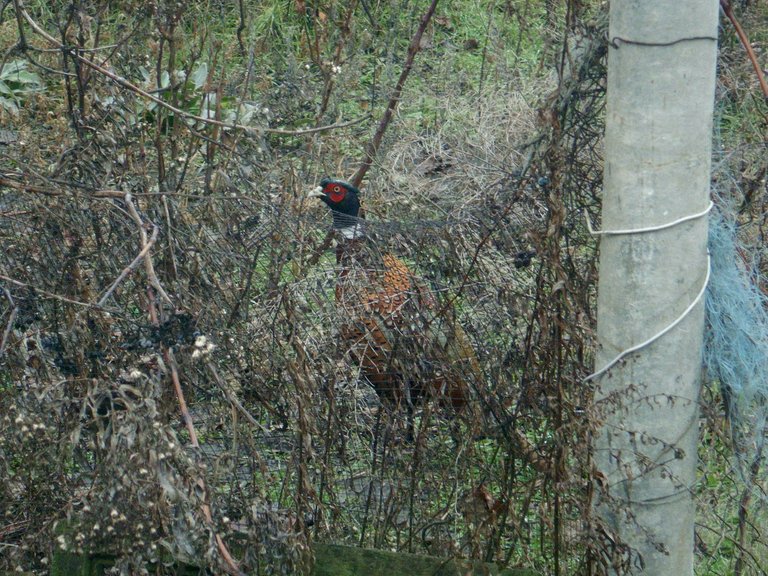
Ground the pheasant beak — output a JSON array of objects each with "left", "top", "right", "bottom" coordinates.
[{"left": 307, "top": 186, "right": 326, "bottom": 199}]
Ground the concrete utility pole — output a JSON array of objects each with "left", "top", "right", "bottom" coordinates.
[{"left": 591, "top": 1, "right": 718, "bottom": 574}]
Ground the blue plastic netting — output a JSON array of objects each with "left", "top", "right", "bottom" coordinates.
[{"left": 704, "top": 187, "right": 768, "bottom": 481}]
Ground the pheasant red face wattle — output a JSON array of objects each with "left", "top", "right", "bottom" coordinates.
[{"left": 325, "top": 182, "right": 347, "bottom": 204}]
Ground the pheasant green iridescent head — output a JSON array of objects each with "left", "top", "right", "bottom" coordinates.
[{"left": 309, "top": 178, "right": 364, "bottom": 237}]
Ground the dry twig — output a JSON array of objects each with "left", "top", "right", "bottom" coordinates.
[
  {"left": 96, "top": 224, "right": 159, "bottom": 307},
  {"left": 350, "top": 0, "right": 440, "bottom": 187},
  {"left": 720, "top": 0, "right": 768, "bottom": 99},
  {"left": 0, "top": 287, "right": 18, "bottom": 358},
  {"left": 14, "top": 1, "right": 369, "bottom": 137},
  {"left": 120, "top": 192, "right": 173, "bottom": 306}
]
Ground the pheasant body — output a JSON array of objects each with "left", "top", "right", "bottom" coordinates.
[{"left": 310, "top": 178, "right": 479, "bottom": 410}]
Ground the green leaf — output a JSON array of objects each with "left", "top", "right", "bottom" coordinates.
[
  {"left": 0, "top": 60, "right": 26, "bottom": 75},
  {"left": 0, "top": 95, "right": 19, "bottom": 114},
  {"left": 11, "top": 70, "right": 43, "bottom": 88},
  {"left": 191, "top": 63, "right": 208, "bottom": 90},
  {"left": 0, "top": 79, "right": 13, "bottom": 97},
  {"left": 0, "top": 60, "right": 43, "bottom": 96}
]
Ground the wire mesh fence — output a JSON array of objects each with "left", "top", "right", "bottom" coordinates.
[{"left": 1, "top": 2, "right": 766, "bottom": 575}]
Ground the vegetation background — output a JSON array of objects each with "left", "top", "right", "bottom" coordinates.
[{"left": 0, "top": 0, "right": 766, "bottom": 574}]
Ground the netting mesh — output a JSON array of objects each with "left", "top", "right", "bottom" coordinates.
[
  {"left": 1, "top": 1, "right": 767, "bottom": 574},
  {"left": 0, "top": 158, "right": 559, "bottom": 572}
]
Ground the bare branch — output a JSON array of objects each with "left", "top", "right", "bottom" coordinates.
[
  {"left": 163, "top": 350, "right": 243, "bottom": 576},
  {"left": 0, "top": 287, "right": 18, "bottom": 358},
  {"left": 15, "top": 2, "right": 368, "bottom": 137},
  {"left": 96, "top": 224, "right": 159, "bottom": 307},
  {"left": 0, "top": 274, "right": 96, "bottom": 308},
  {"left": 720, "top": 0, "right": 768, "bottom": 99},
  {"left": 121, "top": 192, "right": 173, "bottom": 306},
  {"left": 350, "top": 0, "right": 440, "bottom": 188},
  {"left": 0, "top": 175, "right": 63, "bottom": 196},
  {"left": 207, "top": 362, "right": 269, "bottom": 431}
]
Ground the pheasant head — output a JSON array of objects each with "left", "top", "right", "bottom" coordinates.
[{"left": 308, "top": 178, "right": 364, "bottom": 239}]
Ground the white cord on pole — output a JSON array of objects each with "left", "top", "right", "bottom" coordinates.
[
  {"left": 584, "top": 201, "right": 713, "bottom": 236},
  {"left": 584, "top": 253, "right": 711, "bottom": 382},
  {"left": 584, "top": 200, "right": 713, "bottom": 383}
]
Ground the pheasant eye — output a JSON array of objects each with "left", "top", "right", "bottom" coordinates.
[{"left": 328, "top": 184, "right": 346, "bottom": 203}]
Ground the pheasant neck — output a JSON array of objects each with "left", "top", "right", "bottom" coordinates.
[
  {"left": 337, "top": 224, "right": 365, "bottom": 240},
  {"left": 331, "top": 211, "right": 366, "bottom": 240},
  {"left": 333, "top": 212, "right": 365, "bottom": 240}
]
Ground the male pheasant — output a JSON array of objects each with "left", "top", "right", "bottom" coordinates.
[{"left": 308, "top": 177, "right": 481, "bottom": 412}]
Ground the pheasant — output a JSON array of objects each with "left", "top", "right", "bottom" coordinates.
[{"left": 308, "top": 177, "right": 481, "bottom": 412}]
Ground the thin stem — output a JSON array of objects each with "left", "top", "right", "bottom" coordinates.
[
  {"left": 720, "top": 0, "right": 768, "bottom": 99},
  {"left": 350, "top": 0, "right": 440, "bottom": 188}
]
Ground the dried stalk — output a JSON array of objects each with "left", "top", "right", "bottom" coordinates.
[
  {"left": 11, "top": 2, "right": 360, "bottom": 135},
  {"left": 163, "top": 348, "right": 243, "bottom": 576},
  {"left": 350, "top": 0, "right": 440, "bottom": 188},
  {"left": 109, "top": 188, "right": 244, "bottom": 572},
  {"left": 0, "top": 175, "right": 63, "bottom": 196},
  {"left": 0, "top": 273, "right": 94, "bottom": 308},
  {"left": 316, "top": 0, "right": 359, "bottom": 123},
  {"left": 15, "top": 1, "right": 367, "bottom": 137},
  {"left": 121, "top": 192, "right": 173, "bottom": 306},
  {"left": 0, "top": 287, "right": 18, "bottom": 358},
  {"left": 720, "top": 0, "right": 768, "bottom": 99},
  {"left": 96, "top": 224, "right": 159, "bottom": 306}
]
